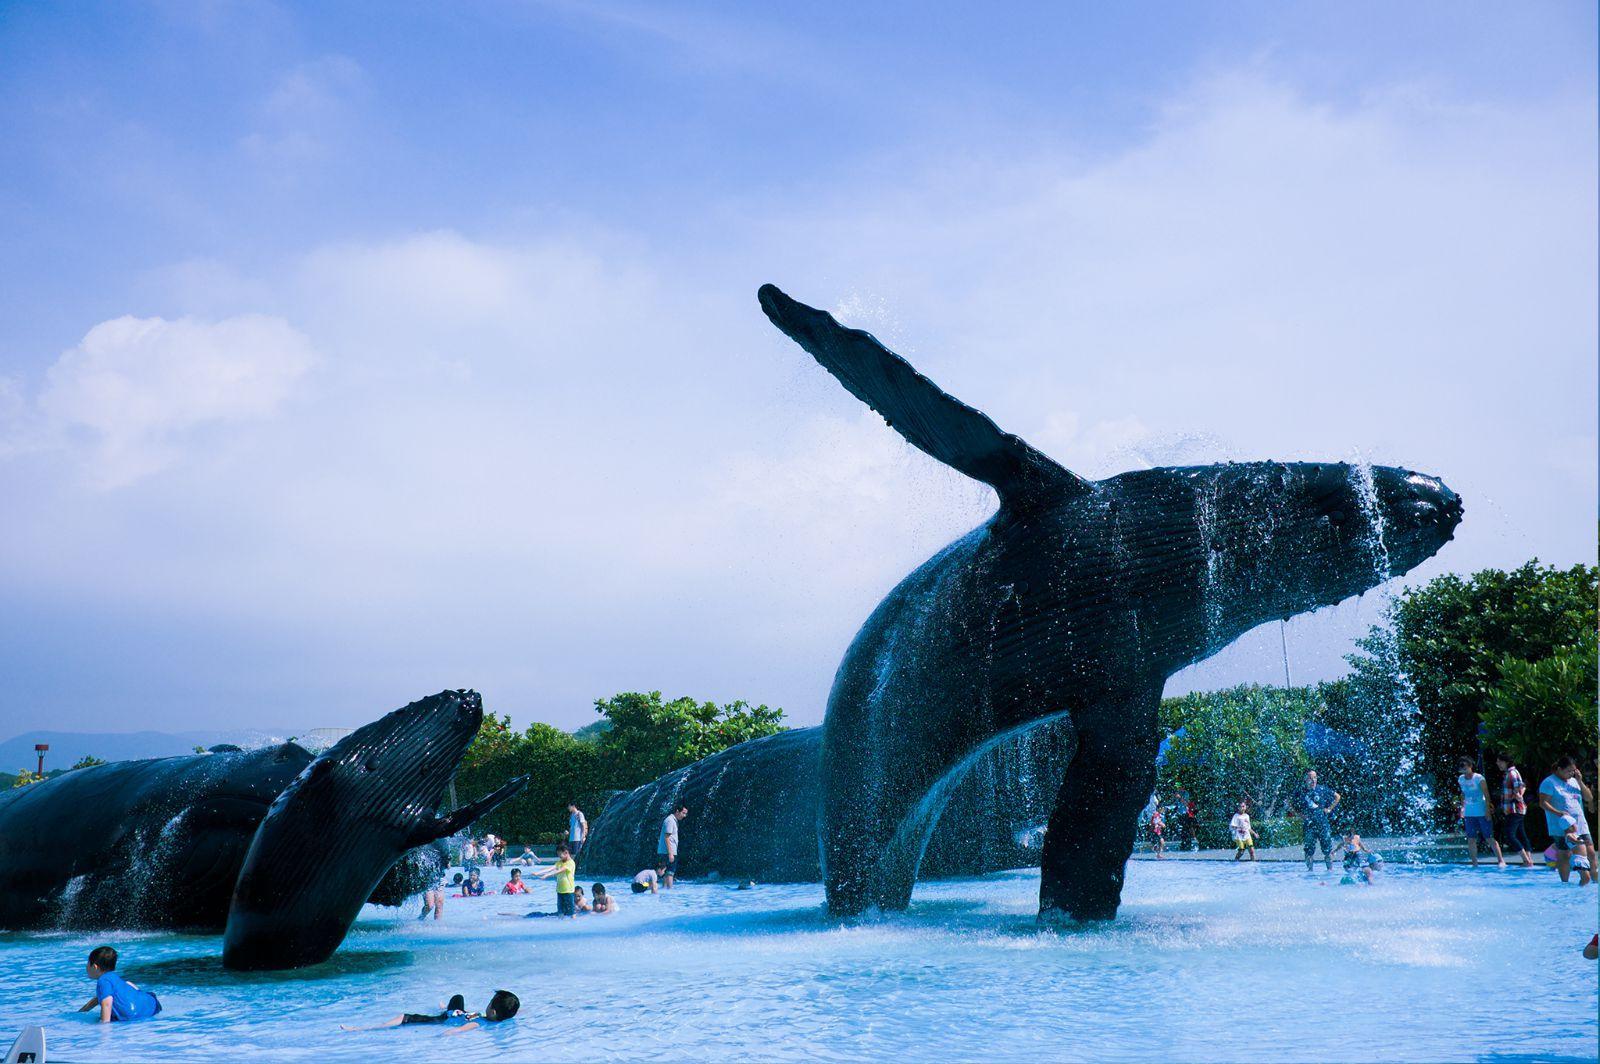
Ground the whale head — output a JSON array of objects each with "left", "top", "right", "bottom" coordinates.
[
  {"left": 223, "top": 690, "right": 527, "bottom": 970},
  {"left": 1105, "top": 460, "right": 1462, "bottom": 669}
]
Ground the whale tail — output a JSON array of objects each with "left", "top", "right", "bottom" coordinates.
[
  {"left": 409, "top": 774, "right": 531, "bottom": 846},
  {"left": 758, "top": 284, "right": 1093, "bottom": 510}
]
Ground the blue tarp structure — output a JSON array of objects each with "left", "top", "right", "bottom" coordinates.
[
  {"left": 1302, "top": 720, "right": 1368, "bottom": 758},
  {"left": 1154, "top": 726, "right": 1187, "bottom": 767}
]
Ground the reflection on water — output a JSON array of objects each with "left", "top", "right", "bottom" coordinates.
[
  {"left": 2, "top": 862, "right": 1594, "bottom": 1062},
  {"left": 130, "top": 950, "right": 415, "bottom": 987}
]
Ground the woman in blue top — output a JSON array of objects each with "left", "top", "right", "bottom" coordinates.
[{"left": 80, "top": 946, "right": 161, "bottom": 1023}]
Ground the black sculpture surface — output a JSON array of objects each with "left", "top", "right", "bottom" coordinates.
[
  {"left": 0, "top": 690, "right": 524, "bottom": 971},
  {"left": 224, "top": 690, "right": 528, "bottom": 970},
  {"left": 0, "top": 743, "right": 312, "bottom": 931},
  {"left": 757, "top": 284, "right": 1462, "bottom": 921},
  {"left": 583, "top": 719, "right": 1075, "bottom": 883}
]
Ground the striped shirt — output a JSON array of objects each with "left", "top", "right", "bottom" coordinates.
[{"left": 1500, "top": 766, "right": 1526, "bottom": 816}]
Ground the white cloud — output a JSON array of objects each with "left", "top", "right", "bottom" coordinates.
[{"left": 36, "top": 313, "right": 316, "bottom": 485}]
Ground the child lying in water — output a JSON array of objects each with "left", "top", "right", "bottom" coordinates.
[{"left": 341, "top": 990, "right": 519, "bottom": 1034}]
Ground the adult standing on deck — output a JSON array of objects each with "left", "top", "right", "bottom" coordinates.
[
  {"left": 1539, "top": 755, "right": 1596, "bottom": 884},
  {"left": 1494, "top": 752, "right": 1534, "bottom": 867},
  {"left": 1180, "top": 791, "right": 1199, "bottom": 852},
  {"left": 568, "top": 803, "right": 588, "bottom": 863},
  {"left": 1457, "top": 756, "right": 1506, "bottom": 868},
  {"left": 658, "top": 803, "right": 688, "bottom": 888},
  {"left": 1289, "top": 769, "right": 1339, "bottom": 871}
]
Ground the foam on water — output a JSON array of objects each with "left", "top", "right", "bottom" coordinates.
[{"left": 3, "top": 861, "right": 1594, "bottom": 1062}]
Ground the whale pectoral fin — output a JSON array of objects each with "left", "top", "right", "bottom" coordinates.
[
  {"left": 1038, "top": 690, "right": 1162, "bottom": 922},
  {"left": 758, "top": 284, "right": 1093, "bottom": 508},
  {"left": 409, "top": 775, "right": 531, "bottom": 846}
]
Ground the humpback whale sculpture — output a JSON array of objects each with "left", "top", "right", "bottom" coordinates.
[
  {"left": 0, "top": 690, "right": 525, "bottom": 970},
  {"left": 0, "top": 742, "right": 313, "bottom": 931},
  {"left": 225, "top": 689, "right": 527, "bottom": 969},
  {"left": 757, "top": 284, "right": 1462, "bottom": 921},
  {"left": 583, "top": 720, "right": 1075, "bottom": 883}
]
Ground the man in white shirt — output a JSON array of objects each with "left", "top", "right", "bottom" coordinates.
[
  {"left": 567, "top": 803, "right": 588, "bottom": 862},
  {"left": 657, "top": 803, "right": 688, "bottom": 888}
]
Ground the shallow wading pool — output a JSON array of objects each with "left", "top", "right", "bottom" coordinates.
[{"left": 3, "top": 862, "right": 1595, "bottom": 1062}]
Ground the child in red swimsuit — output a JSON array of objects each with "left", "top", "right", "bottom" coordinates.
[{"left": 1150, "top": 801, "right": 1167, "bottom": 860}]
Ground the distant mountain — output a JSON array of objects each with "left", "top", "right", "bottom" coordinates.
[
  {"left": 571, "top": 720, "right": 612, "bottom": 743},
  {"left": 0, "top": 729, "right": 291, "bottom": 773},
  {"left": 3, "top": 718, "right": 598, "bottom": 773}
]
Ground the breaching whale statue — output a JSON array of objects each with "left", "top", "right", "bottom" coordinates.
[
  {"left": 0, "top": 690, "right": 526, "bottom": 970},
  {"left": 757, "top": 284, "right": 1462, "bottom": 921},
  {"left": 224, "top": 689, "right": 527, "bottom": 970}
]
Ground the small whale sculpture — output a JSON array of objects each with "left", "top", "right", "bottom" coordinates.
[
  {"left": 224, "top": 689, "right": 528, "bottom": 969},
  {"left": 0, "top": 690, "right": 526, "bottom": 971}
]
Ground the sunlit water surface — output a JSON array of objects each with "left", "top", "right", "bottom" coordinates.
[{"left": 3, "top": 862, "right": 1595, "bottom": 1062}]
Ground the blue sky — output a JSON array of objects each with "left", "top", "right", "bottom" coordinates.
[{"left": 0, "top": 2, "right": 1595, "bottom": 737}]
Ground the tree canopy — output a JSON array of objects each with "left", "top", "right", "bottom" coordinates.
[{"left": 453, "top": 692, "right": 785, "bottom": 842}]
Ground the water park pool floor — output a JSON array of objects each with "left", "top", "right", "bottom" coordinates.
[{"left": 3, "top": 860, "right": 1595, "bottom": 1062}]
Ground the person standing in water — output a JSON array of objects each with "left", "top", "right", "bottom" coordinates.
[
  {"left": 568, "top": 803, "right": 588, "bottom": 863},
  {"left": 1457, "top": 756, "right": 1505, "bottom": 868},
  {"left": 530, "top": 843, "right": 579, "bottom": 915},
  {"left": 417, "top": 871, "right": 446, "bottom": 921},
  {"left": 658, "top": 803, "right": 687, "bottom": 887},
  {"left": 1289, "top": 769, "right": 1339, "bottom": 871},
  {"left": 1148, "top": 796, "right": 1166, "bottom": 859},
  {"left": 1494, "top": 752, "right": 1535, "bottom": 867},
  {"left": 1539, "top": 755, "right": 1596, "bottom": 884}
]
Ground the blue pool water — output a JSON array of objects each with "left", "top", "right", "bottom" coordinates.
[{"left": 3, "top": 861, "right": 1595, "bottom": 1062}]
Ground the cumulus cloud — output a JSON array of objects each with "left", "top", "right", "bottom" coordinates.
[{"left": 35, "top": 314, "right": 316, "bottom": 485}]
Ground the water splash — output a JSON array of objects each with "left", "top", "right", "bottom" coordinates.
[
  {"left": 55, "top": 874, "right": 88, "bottom": 927},
  {"left": 884, "top": 710, "right": 1075, "bottom": 881},
  {"left": 1350, "top": 462, "right": 1393, "bottom": 582},
  {"left": 1193, "top": 478, "right": 1224, "bottom": 643},
  {"left": 121, "top": 810, "right": 191, "bottom": 925}
]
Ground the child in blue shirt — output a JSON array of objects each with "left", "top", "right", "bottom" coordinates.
[{"left": 80, "top": 946, "right": 161, "bottom": 1023}]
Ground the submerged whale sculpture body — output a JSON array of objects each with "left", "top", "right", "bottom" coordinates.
[
  {"left": 0, "top": 743, "right": 312, "bottom": 931},
  {"left": 582, "top": 721, "right": 1075, "bottom": 883},
  {"left": 0, "top": 690, "right": 525, "bottom": 970},
  {"left": 757, "top": 284, "right": 1462, "bottom": 921}
]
